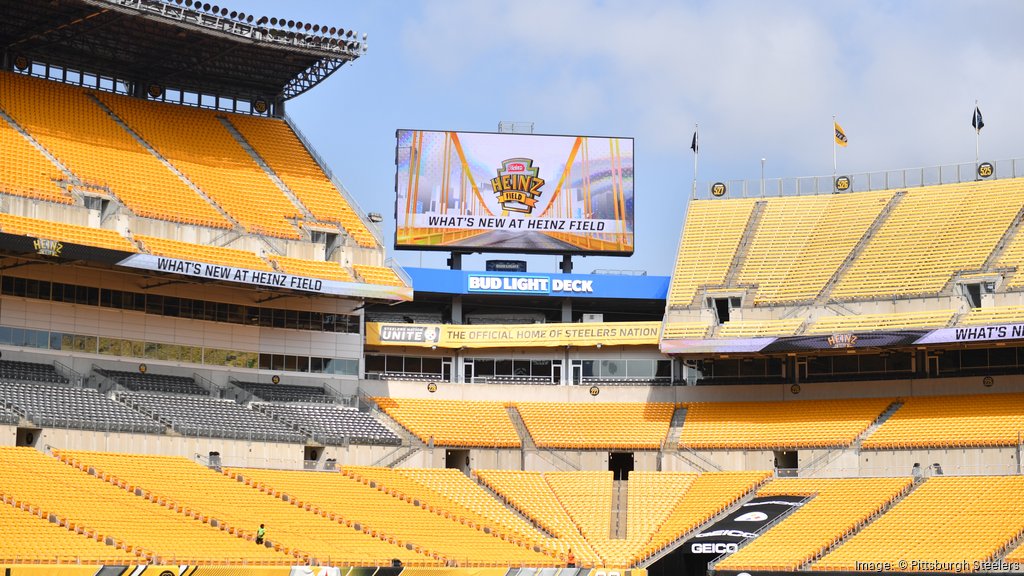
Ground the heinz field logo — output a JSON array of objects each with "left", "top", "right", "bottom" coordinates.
[
  {"left": 33, "top": 238, "right": 63, "bottom": 257},
  {"left": 490, "top": 157, "right": 545, "bottom": 214}
]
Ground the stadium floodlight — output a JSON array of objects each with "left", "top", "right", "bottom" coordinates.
[
  {"left": 345, "top": 30, "right": 353, "bottom": 38},
  {"left": 246, "top": 15, "right": 254, "bottom": 23},
  {"left": 230, "top": 11, "right": 237, "bottom": 18},
  {"left": 202, "top": 4, "right": 210, "bottom": 12},
  {"left": 363, "top": 33, "right": 367, "bottom": 41},
  {"left": 287, "top": 20, "right": 295, "bottom": 28},
  {"left": 220, "top": 8, "right": 228, "bottom": 16},
  {"left": 257, "top": 16, "right": 268, "bottom": 25},
  {"left": 368, "top": 212, "right": 384, "bottom": 223},
  {"left": 269, "top": 17, "right": 277, "bottom": 25}
]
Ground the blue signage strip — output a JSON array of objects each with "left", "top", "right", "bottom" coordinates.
[{"left": 405, "top": 267, "right": 668, "bottom": 300}]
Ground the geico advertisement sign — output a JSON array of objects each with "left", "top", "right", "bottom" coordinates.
[
  {"left": 691, "top": 542, "right": 739, "bottom": 554},
  {"left": 468, "top": 275, "right": 594, "bottom": 294}
]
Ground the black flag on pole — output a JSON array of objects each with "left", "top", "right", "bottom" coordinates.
[
  {"left": 972, "top": 106, "right": 985, "bottom": 132},
  {"left": 690, "top": 131, "right": 698, "bottom": 153}
]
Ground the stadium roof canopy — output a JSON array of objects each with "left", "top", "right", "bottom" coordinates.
[{"left": 1, "top": 0, "right": 365, "bottom": 103}]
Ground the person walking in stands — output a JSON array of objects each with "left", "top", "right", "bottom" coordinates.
[
  {"left": 567, "top": 549, "right": 576, "bottom": 568},
  {"left": 256, "top": 524, "right": 266, "bottom": 545}
]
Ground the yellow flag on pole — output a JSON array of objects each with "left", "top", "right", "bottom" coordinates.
[{"left": 834, "top": 121, "right": 848, "bottom": 147}]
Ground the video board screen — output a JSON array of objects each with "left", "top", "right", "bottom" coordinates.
[{"left": 395, "top": 130, "right": 634, "bottom": 255}]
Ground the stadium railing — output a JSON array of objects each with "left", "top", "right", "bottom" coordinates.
[
  {"left": 693, "top": 156, "right": 1024, "bottom": 199},
  {"left": 283, "top": 114, "right": 384, "bottom": 246},
  {"left": 385, "top": 257, "right": 413, "bottom": 287}
]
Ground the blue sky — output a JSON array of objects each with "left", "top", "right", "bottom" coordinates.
[{"left": 233, "top": 0, "right": 1024, "bottom": 276}]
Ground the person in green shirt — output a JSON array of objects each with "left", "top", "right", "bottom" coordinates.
[{"left": 256, "top": 524, "right": 266, "bottom": 544}]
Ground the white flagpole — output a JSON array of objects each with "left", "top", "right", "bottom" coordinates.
[
  {"left": 975, "top": 99, "right": 980, "bottom": 165},
  {"left": 832, "top": 114, "right": 838, "bottom": 181},
  {"left": 692, "top": 123, "right": 698, "bottom": 200}
]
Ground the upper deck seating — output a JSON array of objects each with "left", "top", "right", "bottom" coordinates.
[
  {"left": 0, "top": 71, "right": 230, "bottom": 228},
  {"left": 736, "top": 191, "right": 895, "bottom": 304},
  {"left": 98, "top": 92, "right": 303, "bottom": 239},
  {"left": 0, "top": 116, "right": 71, "bottom": 204},
  {"left": 831, "top": 180, "right": 1023, "bottom": 299},
  {"left": 228, "top": 115, "right": 378, "bottom": 247},
  {"left": 668, "top": 198, "right": 756, "bottom": 307}
]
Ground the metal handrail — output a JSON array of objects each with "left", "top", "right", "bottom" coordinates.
[{"left": 694, "top": 156, "right": 1024, "bottom": 200}]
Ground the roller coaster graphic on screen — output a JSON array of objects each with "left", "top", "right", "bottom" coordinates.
[{"left": 395, "top": 129, "right": 634, "bottom": 255}]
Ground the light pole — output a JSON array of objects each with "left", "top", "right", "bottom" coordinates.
[{"left": 760, "top": 158, "right": 766, "bottom": 197}]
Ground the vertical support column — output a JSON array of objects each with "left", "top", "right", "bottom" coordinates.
[
  {"left": 560, "top": 254, "right": 573, "bottom": 274},
  {"left": 561, "top": 298, "right": 572, "bottom": 323},
  {"left": 451, "top": 296, "right": 463, "bottom": 325}
]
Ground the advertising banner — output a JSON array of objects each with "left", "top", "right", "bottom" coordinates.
[
  {"left": 366, "top": 321, "right": 661, "bottom": 349},
  {"left": 117, "top": 254, "right": 412, "bottom": 301},
  {"left": 649, "top": 496, "right": 805, "bottom": 576},
  {"left": 660, "top": 322, "right": 1024, "bottom": 355},
  {"left": 396, "top": 130, "right": 634, "bottom": 255}
]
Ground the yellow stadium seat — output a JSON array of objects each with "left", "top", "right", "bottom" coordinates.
[
  {"left": 0, "top": 118, "right": 72, "bottom": 205},
  {"left": 0, "top": 71, "right": 230, "bottom": 229},
  {"left": 269, "top": 254, "right": 355, "bottom": 282},
  {"left": 1, "top": 448, "right": 290, "bottom": 565},
  {"left": 374, "top": 398, "right": 521, "bottom": 447},
  {"left": 805, "top": 310, "right": 955, "bottom": 334},
  {"left": 97, "top": 92, "right": 303, "bottom": 239},
  {"left": 354, "top": 264, "right": 407, "bottom": 287},
  {"left": 136, "top": 234, "right": 271, "bottom": 271},
  {"left": 832, "top": 180, "right": 1023, "bottom": 299},
  {"left": 679, "top": 398, "right": 893, "bottom": 449},
  {"left": 0, "top": 212, "right": 136, "bottom": 253},
  {"left": 863, "top": 393, "right": 1024, "bottom": 448},
  {"left": 57, "top": 450, "right": 431, "bottom": 566},
  {"left": 515, "top": 402, "right": 674, "bottom": 449},
  {"left": 228, "top": 115, "right": 379, "bottom": 247},
  {"left": 717, "top": 477, "right": 912, "bottom": 572},
  {"left": 668, "top": 198, "right": 757, "bottom": 307},
  {"left": 814, "top": 476, "right": 1024, "bottom": 571}
]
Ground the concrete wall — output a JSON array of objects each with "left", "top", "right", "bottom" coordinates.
[
  {"left": 861, "top": 447, "right": 1020, "bottom": 477},
  {"left": 365, "top": 373, "right": 1024, "bottom": 403}
]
